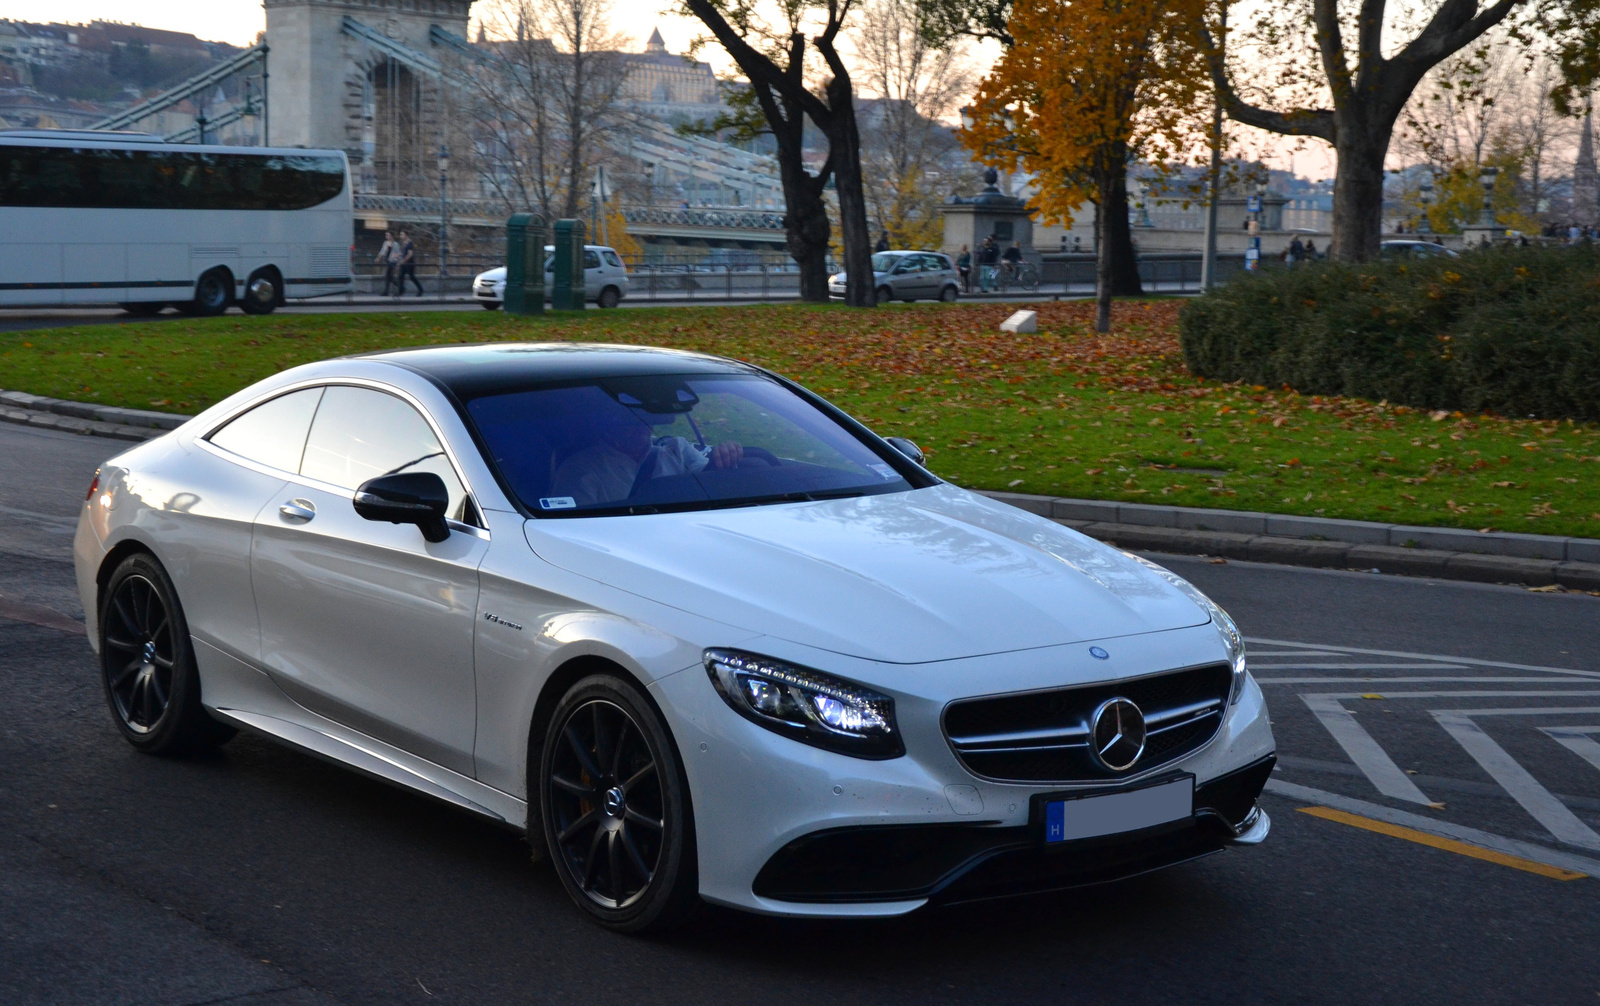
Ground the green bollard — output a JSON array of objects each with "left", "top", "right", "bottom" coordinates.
[
  {"left": 550, "top": 218, "right": 587, "bottom": 311},
  {"left": 504, "top": 213, "right": 546, "bottom": 315}
]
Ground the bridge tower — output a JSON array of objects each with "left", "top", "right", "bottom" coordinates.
[{"left": 265, "top": 0, "right": 472, "bottom": 193}]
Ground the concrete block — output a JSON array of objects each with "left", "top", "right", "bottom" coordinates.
[
  {"left": 999, "top": 310, "right": 1037, "bottom": 334},
  {"left": 1556, "top": 562, "right": 1600, "bottom": 592},
  {"left": 1116, "top": 503, "right": 1180, "bottom": 527},
  {"left": 1247, "top": 536, "right": 1351, "bottom": 568},
  {"left": 1050, "top": 498, "right": 1122, "bottom": 522},
  {"left": 1174, "top": 508, "right": 1269, "bottom": 535},
  {"left": 1445, "top": 553, "right": 1559, "bottom": 586},
  {"left": 1471, "top": 532, "right": 1570, "bottom": 561},
  {"left": 1346, "top": 544, "right": 1453, "bottom": 578},
  {"left": 1387, "top": 525, "right": 1495, "bottom": 553},
  {"left": 1265, "top": 514, "right": 1392, "bottom": 545},
  {"left": 1567, "top": 539, "right": 1600, "bottom": 565},
  {"left": 983, "top": 491, "right": 1053, "bottom": 517}
]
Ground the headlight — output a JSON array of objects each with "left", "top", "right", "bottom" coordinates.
[
  {"left": 704, "top": 649, "right": 903, "bottom": 758},
  {"left": 1127, "top": 555, "right": 1248, "bottom": 704}
]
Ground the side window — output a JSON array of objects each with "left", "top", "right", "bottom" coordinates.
[
  {"left": 299, "top": 386, "right": 471, "bottom": 522},
  {"left": 208, "top": 387, "right": 324, "bottom": 473},
  {"left": 602, "top": 250, "right": 623, "bottom": 268},
  {"left": 583, "top": 250, "right": 601, "bottom": 269}
]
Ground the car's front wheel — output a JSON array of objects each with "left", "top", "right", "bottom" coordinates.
[
  {"left": 99, "top": 553, "right": 235, "bottom": 755},
  {"left": 480, "top": 301, "right": 502, "bottom": 310},
  {"left": 540, "top": 674, "right": 697, "bottom": 933}
]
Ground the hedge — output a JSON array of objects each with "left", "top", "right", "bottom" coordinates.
[{"left": 1178, "top": 244, "right": 1600, "bottom": 422}]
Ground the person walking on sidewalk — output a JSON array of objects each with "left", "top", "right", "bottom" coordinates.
[
  {"left": 375, "top": 231, "right": 399, "bottom": 296},
  {"left": 396, "top": 230, "right": 424, "bottom": 297},
  {"left": 956, "top": 244, "right": 972, "bottom": 293}
]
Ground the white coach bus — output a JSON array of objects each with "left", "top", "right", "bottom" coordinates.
[{"left": 0, "top": 130, "right": 353, "bottom": 315}]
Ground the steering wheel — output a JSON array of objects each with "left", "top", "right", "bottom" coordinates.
[{"left": 737, "top": 446, "right": 784, "bottom": 468}]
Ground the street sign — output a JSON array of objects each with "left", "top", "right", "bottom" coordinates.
[
  {"left": 1247, "top": 195, "right": 1262, "bottom": 213},
  {"left": 1245, "top": 247, "right": 1260, "bottom": 271}
]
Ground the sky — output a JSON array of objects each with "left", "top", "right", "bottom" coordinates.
[{"left": 1, "top": 0, "right": 1336, "bottom": 178}]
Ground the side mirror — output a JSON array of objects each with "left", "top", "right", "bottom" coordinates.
[
  {"left": 885, "top": 437, "right": 925, "bottom": 467},
  {"left": 353, "top": 472, "right": 450, "bottom": 543}
]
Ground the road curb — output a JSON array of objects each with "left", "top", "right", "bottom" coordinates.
[
  {"left": 0, "top": 390, "right": 189, "bottom": 430},
  {"left": 980, "top": 490, "right": 1600, "bottom": 590}
]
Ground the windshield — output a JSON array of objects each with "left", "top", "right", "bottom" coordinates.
[
  {"left": 465, "top": 373, "right": 918, "bottom": 516},
  {"left": 870, "top": 253, "right": 900, "bottom": 273}
]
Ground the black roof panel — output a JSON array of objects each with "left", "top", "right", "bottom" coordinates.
[{"left": 364, "top": 342, "right": 757, "bottom": 398}]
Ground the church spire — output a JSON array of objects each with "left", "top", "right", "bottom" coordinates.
[{"left": 646, "top": 27, "right": 666, "bottom": 54}]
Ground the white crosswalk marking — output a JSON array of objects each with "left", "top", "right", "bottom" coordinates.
[
  {"left": 1540, "top": 726, "right": 1600, "bottom": 775},
  {"left": 1431, "top": 711, "right": 1600, "bottom": 851},
  {"left": 1300, "top": 694, "right": 1434, "bottom": 805}
]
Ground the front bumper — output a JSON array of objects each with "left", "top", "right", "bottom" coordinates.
[
  {"left": 751, "top": 756, "right": 1275, "bottom": 905},
  {"left": 649, "top": 629, "right": 1277, "bottom": 917}
]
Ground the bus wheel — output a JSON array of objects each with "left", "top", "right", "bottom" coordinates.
[
  {"left": 188, "top": 269, "right": 233, "bottom": 317},
  {"left": 120, "top": 302, "right": 165, "bottom": 317},
  {"left": 240, "top": 270, "right": 280, "bottom": 315}
]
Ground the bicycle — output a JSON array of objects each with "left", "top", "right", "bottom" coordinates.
[{"left": 997, "top": 260, "right": 1040, "bottom": 294}]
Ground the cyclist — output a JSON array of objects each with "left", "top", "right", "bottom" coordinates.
[{"left": 1000, "top": 240, "right": 1024, "bottom": 286}]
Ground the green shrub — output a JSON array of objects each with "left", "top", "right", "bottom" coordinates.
[{"left": 1179, "top": 245, "right": 1600, "bottom": 421}]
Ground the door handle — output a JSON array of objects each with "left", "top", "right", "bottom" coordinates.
[{"left": 279, "top": 499, "right": 316, "bottom": 522}]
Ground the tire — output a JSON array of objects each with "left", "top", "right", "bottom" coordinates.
[
  {"left": 876, "top": 285, "right": 893, "bottom": 306},
  {"left": 939, "top": 285, "right": 959, "bottom": 302},
  {"left": 99, "top": 553, "right": 235, "bottom": 756},
  {"left": 596, "top": 286, "right": 621, "bottom": 309},
  {"left": 188, "top": 269, "right": 233, "bottom": 317},
  {"left": 540, "top": 674, "right": 698, "bottom": 933},
  {"left": 120, "top": 301, "right": 165, "bottom": 316},
  {"left": 481, "top": 301, "right": 502, "bottom": 311},
  {"left": 239, "top": 269, "right": 280, "bottom": 315}
]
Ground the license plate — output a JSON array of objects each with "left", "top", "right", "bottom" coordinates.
[{"left": 1043, "top": 776, "right": 1194, "bottom": 843}]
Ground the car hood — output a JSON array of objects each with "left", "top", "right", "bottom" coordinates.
[
  {"left": 522, "top": 484, "right": 1209, "bottom": 664},
  {"left": 478, "top": 267, "right": 507, "bottom": 282}
]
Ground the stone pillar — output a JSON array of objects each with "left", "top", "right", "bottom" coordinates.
[{"left": 941, "top": 168, "right": 1034, "bottom": 258}]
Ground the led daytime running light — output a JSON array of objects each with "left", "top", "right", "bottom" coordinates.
[{"left": 704, "top": 649, "right": 903, "bottom": 758}]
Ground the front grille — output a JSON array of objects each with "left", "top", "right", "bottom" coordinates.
[{"left": 943, "top": 663, "right": 1233, "bottom": 782}]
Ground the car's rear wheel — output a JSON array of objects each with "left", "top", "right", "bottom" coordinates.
[
  {"left": 939, "top": 284, "right": 959, "bottom": 302},
  {"left": 596, "top": 286, "right": 621, "bottom": 309},
  {"left": 540, "top": 675, "right": 697, "bottom": 933},
  {"left": 99, "top": 553, "right": 234, "bottom": 755},
  {"left": 876, "top": 285, "right": 893, "bottom": 305}
]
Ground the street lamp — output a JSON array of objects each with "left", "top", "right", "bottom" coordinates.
[
  {"left": 959, "top": 106, "right": 975, "bottom": 131},
  {"left": 437, "top": 143, "right": 450, "bottom": 285},
  {"left": 1134, "top": 177, "right": 1152, "bottom": 227},
  {"left": 1478, "top": 164, "right": 1499, "bottom": 227},
  {"left": 1418, "top": 175, "right": 1434, "bottom": 235}
]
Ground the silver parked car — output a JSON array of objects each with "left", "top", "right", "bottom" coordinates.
[
  {"left": 830, "top": 251, "right": 962, "bottom": 303},
  {"left": 474, "top": 245, "right": 630, "bottom": 309}
]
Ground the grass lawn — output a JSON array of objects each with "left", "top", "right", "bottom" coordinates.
[{"left": 2, "top": 300, "right": 1598, "bottom": 539}]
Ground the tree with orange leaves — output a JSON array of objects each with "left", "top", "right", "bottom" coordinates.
[{"left": 962, "top": 0, "right": 1211, "bottom": 331}]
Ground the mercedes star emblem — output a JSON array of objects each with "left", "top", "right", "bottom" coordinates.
[{"left": 1089, "top": 696, "right": 1147, "bottom": 771}]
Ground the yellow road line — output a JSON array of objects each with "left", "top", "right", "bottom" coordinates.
[{"left": 1298, "top": 806, "right": 1587, "bottom": 881}]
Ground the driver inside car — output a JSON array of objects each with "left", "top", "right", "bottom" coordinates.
[{"left": 552, "top": 410, "right": 744, "bottom": 507}]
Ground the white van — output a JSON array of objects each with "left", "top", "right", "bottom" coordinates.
[{"left": 473, "top": 245, "right": 629, "bottom": 309}]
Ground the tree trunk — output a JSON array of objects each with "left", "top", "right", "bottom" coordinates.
[
  {"left": 780, "top": 161, "right": 833, "bottom": 302},
  {"left": 1105, "top": 169, "right": 1143, "bottom": 296},
  {"left": 1094, "top": 175, "right": 1113, "bottom": 332},
  {"left": 1329, "top": 126, "right": 1390, "bottom": 261},
  {"left": 823, "top": 77, "right": 876, "bottom": 308}
]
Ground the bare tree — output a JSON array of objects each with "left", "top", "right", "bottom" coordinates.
[
  {"left": 852, "top": 0, "right": 976, "bottom": 248},
  {"left": 463, "top": 0, "right": 631, "bottom": 222}
]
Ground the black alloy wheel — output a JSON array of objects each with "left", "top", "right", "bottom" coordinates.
[
  {"left": 99, "top": 553, "right": 233, "bottom": 755},
  {"left": 189, "top": 269, "right": 232, "bottom": 317},
  {"left": 541, "top": 676, "right": 697, "bottom": 932}
]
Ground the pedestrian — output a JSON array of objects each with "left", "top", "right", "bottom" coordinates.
[
  {"left": 978, "top": 236, "right": 998, "bottom": 291},
  {"left": 956, "top": 244, "right": 972, "bottom": 293},
  {"left": 1287, "top": 235, "right": 1305, "bottom": 266},
  {"left": 396, "top": 230, "right": 424, "bottom": 297},
  {"left": 874, "top": 230, "right": 891, "bottom": 253},
  {"left": 1303, "top": 238, "right": 1318, "bottom": 260},
  {"left": 375, "top": 230, "right": 398, "bottom": 296}
]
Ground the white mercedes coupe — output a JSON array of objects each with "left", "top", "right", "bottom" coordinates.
[{"left": 74, "top": 343, "right": 1275, "bottom": 932}]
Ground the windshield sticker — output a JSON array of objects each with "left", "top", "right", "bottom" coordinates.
[
  {"left": 539, "top": 496, "right": 577, "bottom": 510},
  {"left": 871, "top": 464, "right": 897, "bottom": 480}
]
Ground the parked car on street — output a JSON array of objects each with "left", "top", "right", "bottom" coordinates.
[
  {"left": 474, "top": 245, "right": 629, "bottom": 309},
  {"left": 1380, "top": 240, "right": 1459, "bottom": 260},
  {"left": 75, "top": 343, "right": 1275, "bottom": 933},
  {"left": 830, "top": 250, "right": 962, "bottom": 302}
]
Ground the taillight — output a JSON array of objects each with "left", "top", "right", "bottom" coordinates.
[{"left": 86, "top": 471, "right": 99, "bottom": 501}]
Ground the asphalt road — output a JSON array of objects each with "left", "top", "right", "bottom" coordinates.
[{"left": 2, "top": 421, "right": 1597, "bottom": 1005}]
